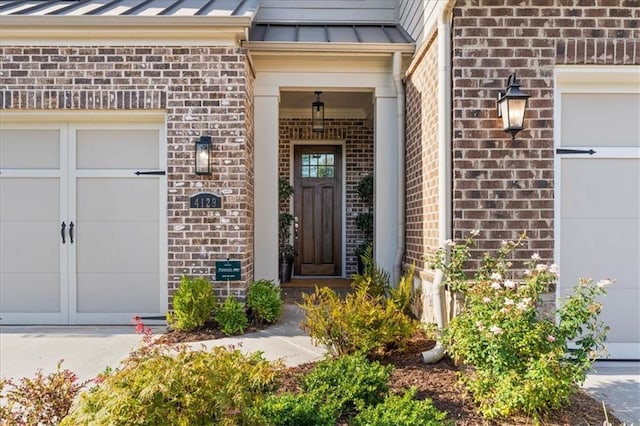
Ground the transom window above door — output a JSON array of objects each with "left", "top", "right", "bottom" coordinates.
[{"left": 301, "top": 153, "right": 335, "bottom": 178}]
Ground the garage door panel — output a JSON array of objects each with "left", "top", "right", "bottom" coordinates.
[
  {"left": 76, "top": 273, "right": 160, "bottom": 313},
  {"left": 0, "top": 178, "right": 60, "bottom": 221},
  {"left": 76, "top": 129, "right": 159, "bottom": 170},
  {"left": 597, "top": 289, "right": 639, "bottom": 345},
  {"left": 561, "top": 159, "right": 640, "bottom": 218},
  {"left": 556, "top": 70, "right": 639, "bottom": 359},
  {"left": 1, "top": 121, "right": 165, "bottom": 325},
  {"left": 0, "top": 273, "right": 60, "bottom": 313},
  {"left": 562, "top": 93, "right": 640, "bottom": 148},
  {"left": 76, "top": 221, "right": 159, "bottom": 273},
  {"left": 0, "top": 129, "right": 60, "bottom": 169},
  {"left": 561, "top": 218, "right": 639, "bottom": 290},
  {"left": 76, "top": 178, "right": 159, "bottom": 222},
  {"left": 0, "top": 222, "right": 60, "bottom": 272}
]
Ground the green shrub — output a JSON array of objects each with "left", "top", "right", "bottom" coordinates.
[
  {"left": 437, "top": 233, "right": 610, "bottom": 419},
  {"left": 302, "top": 353, "right": 392, "bottom": 415},
  {"left": 350, "top": 388, "right": 448, "bottom": 426},
  {"left": 351, "top": 245, "right": 390, "bottom": 298},
  {"left": 215, "top": 295, "right": 249, "bottom": 335},
  {"left": 300, "top": 286, "right": 417, "bottom": 356},
  {"left": 389, "top": 264, "right": 415, "bottom": 316},
  {"left": 247, "top": 279, "right": 283, "bottom": 325},
  {"left": 256, "top": 392, "right": 338, "bottom": 426},
  {"left": 0, "top": 361, "right": 85, "bottom": 426},
  {"left": 167, "top": 275, "right": 217, "bottom": 332},
  {"left": 62, "top": 346, "right": 280, "bottom": 426}
]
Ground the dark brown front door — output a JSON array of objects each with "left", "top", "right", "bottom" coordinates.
[{"left": 294, "top": 145, "right": 342, "bottom": 276}]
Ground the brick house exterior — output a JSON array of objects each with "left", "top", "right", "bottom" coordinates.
[
  {"left": 450, "top": 0, "right": 638, "bottom": 260},
  {"left": 1, "top": 0, "right": 638, "bottom": 356},
  {"left": 402, "top": 0, "right": 639, "bottom": 356},
  {"left": 0, "top": 46, "right": 255, "bottom": 303}
]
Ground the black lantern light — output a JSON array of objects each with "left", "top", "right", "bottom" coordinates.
[
  {"left": 312, "top": 91, "right": 324, "bottom": 132},
  {"left": 195, "top": 136, "right": 212, "bottom": 175},
  {"left": 497, "top": 73, "right": 530, "bottom": 140}
]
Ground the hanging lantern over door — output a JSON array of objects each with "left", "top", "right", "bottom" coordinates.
[{"left": 312, "top": 91, "right": 324, "bottom": 132}]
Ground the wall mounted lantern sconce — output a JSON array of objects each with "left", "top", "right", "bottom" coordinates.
[
  {"left": 497, "top": 73, "right": 530, "bottom": 140},
  {"left": 312, "top": 91, "right": 325, "bottom": 132},
  {"left": 195, "top": 136, "right": 212, "bottom": 175}
]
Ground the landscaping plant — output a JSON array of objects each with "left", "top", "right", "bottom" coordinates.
[
  {"left": 350, "top": 387, "right": 448, "bottom": 426},
  {"left": 302, "top": 353, "right": 392, "bottom": 415},
  {"left": 166, "top": 275, "right": 217, "bottom": 332},
  {"left": 434, "top": 233, "right": 610, "bottom": 420},
  {"left": 215, "top": 295, "right": 249, "bottom": 335},
  {"left": 257, "top": 392, "right": 339, "bottom": 426},
  {"left": 247, "top": 279, "right": 284, "bottom": 325},
  {"left": 351, "top": 244, "right": 390, "bottom": 298},
  {"left": 255, "top": 353, "right": 392, "bottom": 425},
  {"left": 300, "top": 285, "right": 417, "bottom": 356},
  {"left": 0, "top": 361, "right": 85, "bottom": 426},
  {"left": 62, "top": 346, "right": 280, "bottom": 425}
]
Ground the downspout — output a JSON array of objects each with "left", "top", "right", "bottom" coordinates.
[
  {"left": 392, "top": 51, "right": 406, "bottom": 285},
  {"left": 422, "top": 1, "right": 454, "bottom": 364}
]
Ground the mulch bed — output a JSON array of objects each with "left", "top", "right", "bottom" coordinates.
[
  {"left": 277, "top": 332, "right": 621, "bottom": 425},
  {"left": 152, "top": 290, "right": 621, "bottom": 425}
]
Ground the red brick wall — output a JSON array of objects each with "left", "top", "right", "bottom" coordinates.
[
  {"left": 405, "top": 32, "right": 441, "bottom": 270},
  {"left": 279, "top": 118, "right": 374, "bottom": 274},
  {"left": 0, "top": 46, "right": 255, "bottom": 302},
  {"left": 451, "top": 0, "right": 639, "bottom": 266}
]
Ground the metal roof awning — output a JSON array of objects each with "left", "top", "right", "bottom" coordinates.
[
  {"left": 246, "top": 23, "right": 415, "bottom": 53},
  {"left": 250, "top": 23, "right": 413, "bottom": 44}
]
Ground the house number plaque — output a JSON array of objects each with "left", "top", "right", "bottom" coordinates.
[{"left": 190, "top": 192, "right": 222, "bottom": 210}]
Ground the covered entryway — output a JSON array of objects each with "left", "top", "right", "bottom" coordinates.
[
  {"left": 555, "top": 67, "right": 640, "bottom": 359},
  {"left": 0, "top": 120, "right": 167, "bottom": 324},
  {"left": 294, "top": 145, "right": 342, "bottom": 276}
]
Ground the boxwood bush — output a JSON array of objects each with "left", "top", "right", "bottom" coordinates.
[
  {"left": 166, "top": 275, "right": 217, "bottom": 332},
  {"left": 247, "top": 279, "right": 283, "bottom": 325}
]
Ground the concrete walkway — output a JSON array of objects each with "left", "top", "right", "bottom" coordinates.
[{"left": 1, "top": 305, "right": 638, "bottom": 424}]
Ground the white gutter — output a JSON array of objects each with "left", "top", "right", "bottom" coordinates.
[
  {"left": 392, "top": 51, "right": 406, "bottom": 285},
  {"left": 422, "top": 0, "right": 455, "bottom": 364}
]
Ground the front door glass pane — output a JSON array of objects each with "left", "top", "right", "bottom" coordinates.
[{"left": 301, "top": 153, "right": 335, "bottom": 178}]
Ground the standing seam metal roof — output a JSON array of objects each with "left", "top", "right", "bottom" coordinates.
[
  {"left": 249, "top": 23, "right": 413, "bottom": 44},
  {"left": 0, "top": 0, "right": 257, "bottom": 17}
]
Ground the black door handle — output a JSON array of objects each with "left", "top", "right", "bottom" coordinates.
[
  {"left": 60, "top": 222, "right": 66, "bottom": 244},
  {"left": 69, "top": 222, "right": 74, "bottom": 244}
]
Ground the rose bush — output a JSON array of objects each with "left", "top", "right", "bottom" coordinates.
[{"left": 431, "top": 233, "right": 610, "bottom": 420}]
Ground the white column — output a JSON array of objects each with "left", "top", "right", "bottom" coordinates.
[
  {"left": 374, "top": 87, "right": 399, "bottom": 279},
  {"left": 253, "top": 87, "right": 279, "bottom": 282}
]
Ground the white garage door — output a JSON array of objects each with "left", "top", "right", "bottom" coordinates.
[
  {"left": 556, "top": 68, "right": 640, "bottom": 359},
  {"left": 0, "top": 122, "right": 167, "bottom": 324}
]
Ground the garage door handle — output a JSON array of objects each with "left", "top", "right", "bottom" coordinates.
[
  {"left": 135, "top": 170, "right": 166, "bottom": 176},
  {"left": 60, "top": 222, "right": 66, "bottom": 244},
  {"left": 555, "top": 148, "right": 596, "bottom": 155},
  {"left": 69, "top": 222, "right": 74, "bottom": 244}
]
